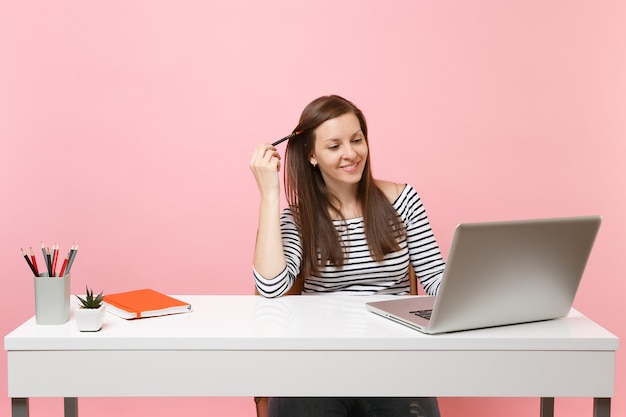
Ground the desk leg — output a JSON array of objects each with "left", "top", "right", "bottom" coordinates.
[
  {"left": 12, "top": 398, "right": 29, "bottom": 417},
  {"left": 540, "top": 397, "right": 554, "bottom": 417},
  {"left": 594, "top": 398, "right": 611, "bottom": 417},
  {"left": 64, "top": 397, "right": 78, "bottom": 417}
]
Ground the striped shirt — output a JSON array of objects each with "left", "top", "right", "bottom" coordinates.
[{"left": 254, "top": 184, "right": 445, "bottom": 298}]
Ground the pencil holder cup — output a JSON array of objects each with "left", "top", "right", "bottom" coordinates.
[{"left": 34, "top": 273, "right": 71, "bottom": 325}]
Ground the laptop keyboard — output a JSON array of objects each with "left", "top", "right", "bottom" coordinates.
[{"left": 409, "top": 309, "right": 432, "bottom": 320}]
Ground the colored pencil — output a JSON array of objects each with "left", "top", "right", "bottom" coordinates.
[
  {"left": 47, "top": 247, "right": 53, "bottom": 276},
  {"left": 41, "top": 242, "right": 49, "bottom": 275},
  {"left": 41, "top": 243, "right": 53, "bottom": 276},
  {"left": 66, "top": 243, "right": 79, "bottom": 274},
  {"left": 51, "top": 244, "right": 59, "bottom": 277},
  {"left": 29, "top": 247, "right": 39, "bottom": 276},
  {"left": 21, "top": 248, "right": 38, "bottom": 276},
  {"left": 59, "top": 253, "right": 70, "bottom": 277}
]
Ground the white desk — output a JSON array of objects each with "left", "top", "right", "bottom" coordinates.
[{"left": 4, "top": 295, "right": 619, "bottom": 417}]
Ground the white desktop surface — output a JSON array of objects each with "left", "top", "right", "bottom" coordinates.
[{"left": 5, "top": 295, "right": 619, "bottom": 400}]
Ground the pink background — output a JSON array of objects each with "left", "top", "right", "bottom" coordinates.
[{"left": 1, "top": 1, "right": 624, "bottom": 416}]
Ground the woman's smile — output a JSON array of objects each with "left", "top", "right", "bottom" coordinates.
[{"left": 340, "top": 161, "right": 360, "bottom": 172}]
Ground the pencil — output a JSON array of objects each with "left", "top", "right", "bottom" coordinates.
[
  {"left": 21, "top": 248, "right": 38, "bottom": 276},
  {"left": 271, "top": 130, "right": 302, "bottom": 147},
  {"left": 59, "top": 253, "right": 70, "bottom": 277},
  {"left": 46, "top": 248, "right": 54, "bottom": 277},
  {"left": 66, "top": 243, "right": 79, "bottom": 274},
  {"left": 29, "top": 247, "right": 39, "bottom": 276},
  {"left": 42, "top": 242, "right": 52, "bottom": 276},
  {"left": 51, "top": 244, "right": 59, "bottom": 277},
  {"left": 41, "top": 242, "right": 48, "bottom": 274}
]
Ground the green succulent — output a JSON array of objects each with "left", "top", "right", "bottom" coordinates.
[{"left": 76, "top": 286, "right": 104, "bottom": 309}]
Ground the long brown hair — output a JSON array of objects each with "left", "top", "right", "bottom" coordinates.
[{"left": 285, "top": 95, "right": 405, "bottom": 277}]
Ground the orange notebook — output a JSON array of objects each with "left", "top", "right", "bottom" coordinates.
[{"left": 103, "top": 289, "right": 192, "bottom": 319}]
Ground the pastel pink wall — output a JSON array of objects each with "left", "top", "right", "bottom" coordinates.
[{"left": 1, "top": 1, "right": 624, "bottom": 416}]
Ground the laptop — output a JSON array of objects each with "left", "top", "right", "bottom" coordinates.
[{"left": 366, "top": 215, "right": 601, "bottom": 334}]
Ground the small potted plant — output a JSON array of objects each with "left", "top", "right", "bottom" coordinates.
[{"left": 75, "top": 286, "right": 105, "bottom": 332}]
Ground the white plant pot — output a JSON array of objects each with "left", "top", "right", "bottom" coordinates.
[{"left": 75, "top": 304, "right": 105, "bottom": 332}]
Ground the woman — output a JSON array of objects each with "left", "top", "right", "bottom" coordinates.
[{"left": 249, "top": 95, "right": 445, "bottom": 417}]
